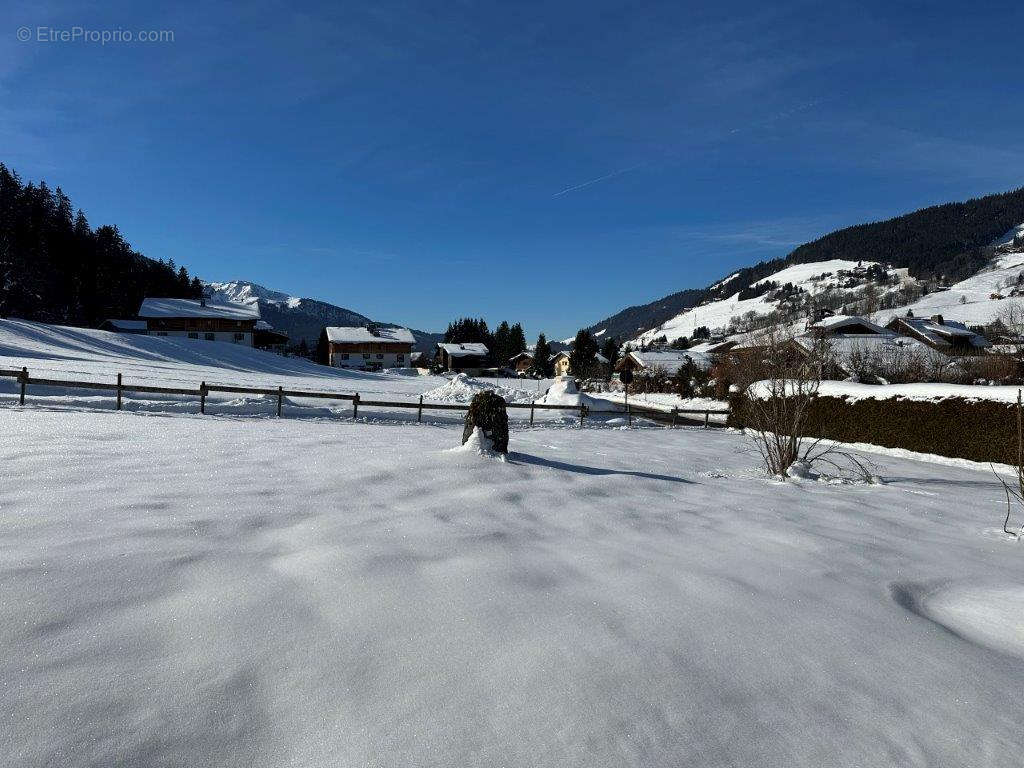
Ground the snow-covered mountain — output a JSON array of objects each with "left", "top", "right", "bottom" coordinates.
[
  {"left": 202, "top": 280, "right": 442, "bottom": 352},
  {"left": 205, "top": 280, "right": 305, "bottom": 309}
]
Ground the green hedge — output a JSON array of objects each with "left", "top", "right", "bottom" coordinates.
[{"left": 731, "top": 394, "right": 1017, "bottom": 465}]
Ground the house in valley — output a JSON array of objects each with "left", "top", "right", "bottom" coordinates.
[
  {"left": 795, "top": 315, "right": 934, "bottom": 379},
  {"left": 615, "top": 349, "right": 713, "bottom": 376},
  {"left": 508, "top": 351, "right": 535, "bottom": 373},
  {"left": 137, "top": 296, "right": 259, "bottom": 344},
  {"left": 253, "top": 320, "right": 289, "bottom": 355},
  {"left": 551, "top": 350, "right": 610, "bottom": 378},
  {"left": 319, "top": 325, "right": 414, "bottom": 370},
  {"left": 435, "top": 342, "right": 489, "bottom": 374},
  {"left": 686, "top": 338, "right": 737, "bottom": 356},
  {"left": 885, "top": 314, "right": 991, "bottom": 355}
]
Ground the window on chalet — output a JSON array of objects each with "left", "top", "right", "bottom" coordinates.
[
  {"left": 188, "top": 332, "right": 198, "bottom": 339},
  {"left": 233, "top": 333, "right": 244, "bottom": 342},
  {"left": 204, "top": 333, "right": 215, "bottom": 341},
  {"left": 341, "top": 353, "right": 350, "bottom": 360}
]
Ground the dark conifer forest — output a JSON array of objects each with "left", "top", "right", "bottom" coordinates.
[{"left": 0, "top": 164, "right": 201, "bottom": 325}]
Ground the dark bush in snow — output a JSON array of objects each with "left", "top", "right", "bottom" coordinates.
[
  {"left": 462, "top": 391, "right": 509, "bottom": 454},
  {"left": 732, "top": 391, "right": 1021, "bottom": 465}
]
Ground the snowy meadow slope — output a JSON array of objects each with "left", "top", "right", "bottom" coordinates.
[{"left": 2, "top": 408, "right": 1024, "bottom": 766}]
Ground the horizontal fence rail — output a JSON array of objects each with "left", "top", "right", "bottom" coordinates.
[{"left": 0, "top": 367, "right": 728, "bottom": 428}]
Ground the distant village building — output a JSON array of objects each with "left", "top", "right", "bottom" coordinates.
[
  {"left": 796, "top": 314, "right": 933, "bottom": 377},
  {"left": 99, "top": 319, "right": 148, "bottom": 334},
  {"left": 552, "top": 351, "right": 571, "bottom": 376},
  {"left": 319, "top": 325, "right": 414, "bottom": 371},
  {"left": 551, "top": 350, "right": 611, "bottom": 377},
  {"left": 137, "top": 297, "right": 259, "bottom": 344},
  {"left": 686, "top": 338, "right": 737, "bottom": 356},
  {"left": 807, "top": 315, "right": 891, "bottom": 337},
  {"left": 436, "top": 342, "right": 489, "bottom": 374},
  {"left": 253, "top": 320, "right": 289, "bottom": 355},
  {"left": 508, "top": 351, "right": 535, "bottom": 373},
  {"left": 885, "top": 314, "right": 991, "bottom": 355},
  {"left": 615, "top": 349, "right": 712, "bottom": 376}
]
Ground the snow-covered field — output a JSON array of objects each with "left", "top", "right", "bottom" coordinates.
[
  {"left": 0, "top": 320, "right": 575, "bottom": 424},
  {"left": 3, "top": 406, "right": 1024, "bottom": 766}
]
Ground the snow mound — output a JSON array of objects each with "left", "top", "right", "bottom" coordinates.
[
  {"left": 912, "top": 584, "right": 1024, "bottom": 659},
  {"left": 421, "top": 373, "right": 534, "bottom": 404},
  {"left": 447, "top": 426, "right": 506, "bottom": 460},
  {"left": 534, "top": 376, "right": 613, "bottom": 411}
]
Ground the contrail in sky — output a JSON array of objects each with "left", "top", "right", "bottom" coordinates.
[{"left": 551, "top": 162, "right": 646, "bottom": 198}]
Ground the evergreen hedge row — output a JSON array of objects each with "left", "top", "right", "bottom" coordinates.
[{"left": 730, "top": 394, "right": 1017, "bottom": 465}]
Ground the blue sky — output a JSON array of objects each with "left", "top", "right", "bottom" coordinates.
[{"left": 3, "top": 1, "right": 1023, "bottom": 339}]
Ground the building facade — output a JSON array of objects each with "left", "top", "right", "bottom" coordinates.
[
  {"left": 435, "top": 343, "right": 489, "bottom": 373},
  {"left": 138, "top": 297, "right": 259, "bottom": 344},
  {"left": 320, "top": 326, "right": 414, "bottom": 370}
]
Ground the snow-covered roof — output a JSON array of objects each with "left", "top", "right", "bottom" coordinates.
[
  {"left": 509, "top": 351, "right": 534, "bottom": 361},
  {"left": 892, "top": 316, "right": 990, "bottom": 348},
  {"left": 796, "top": 332, "right": 934, "bottom": 367},
  {"left": 688, "top": 339, "right": 736, "bottom": 354},
  {"left": 626, "top": 350, "right": 713, "bottom": 372},
  {"left": 325, "top": 326, "right": 415, "bottom": 344},
  {"left": 437, "top": 342, "right": 489, "bottom": 357},
  {"left": 254, "top": 320, "right": 273, "bottom": 330},
  {"left": 102, "top": 319, "right": 148, "bottom": 330},
  {"left": 138, "top": 298, "right": 260, "bottom": 320},
  {"left": 811, "top": 315, "right": 888, "bottom": 335}
]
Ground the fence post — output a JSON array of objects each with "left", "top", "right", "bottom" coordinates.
[
  {"left": 625, "top": 389, "right": 631, "bottom": 427},
  {"left": 579, "top": 404, "right": 585, "bottom": 428},
  {"left": 19, "top": 366, "right": 27, "bottom": 405},
  {"left": 200, "top": 381, "right": 206, "bottom": 414},
  {"left": 116, "top": 373, "right": 122, "bottom": 410},
  {"left": 704, "top": 411, "right": 709, "bottom": 429},
  {"left": 417, "top": 395, "right": 423, "bottom": 423},
  {"left": 671, "top": 407, "right": 678, "bottom": 428},
  {"left": 277, "top": 386, "right": 283, "bottom": 418},
  {"left": 530, "top": 400, "right": 535, "bottom": 425},
  {"left": 353, "top": 392, "right": 359, "bottom": 420}
]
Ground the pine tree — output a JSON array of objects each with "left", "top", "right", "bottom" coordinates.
[
  {"left": 569, "top": 329, "right": 599, "bottom": 378},
  {"left": 494, "top": 321, "right": 511, "bottom": 365},
  {"left": 533, "top": 333, "right": 552, "bottom": 376},
  {"left": 509, "top": 323, "right": 527, "bottom": 355}
]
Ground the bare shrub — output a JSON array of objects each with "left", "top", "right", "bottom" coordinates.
[{"left": 742, "top": 326, "right": 827, "bottom": 477}]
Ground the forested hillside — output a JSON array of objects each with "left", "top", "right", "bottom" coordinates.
[
  {"left": 0, "top": 164, "right": 201, "bottom": 325},
  {"left": 580, "top": 287, "right": 705, "bottom": 340},
  {"left": 704, "top": 186, "right": 1024, "bottom": 302}
]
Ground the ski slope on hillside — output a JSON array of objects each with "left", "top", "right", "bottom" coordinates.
[
  {"left": 2, "top": 408, "right": 1023, "bottom": 766},
  {"left": 635, "top": 259, "right": 879, "bottom": 344},
  {"left": 874, "top": 248, "right": 1024, "bottom": 327}
]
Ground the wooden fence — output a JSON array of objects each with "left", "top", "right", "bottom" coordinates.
[{"left": 0, "top": 367, "right": 728, "bottom": 428}]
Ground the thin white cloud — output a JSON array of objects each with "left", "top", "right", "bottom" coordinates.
[{"left": 551, "top": 162, "right": 646, "bottom": 198}]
